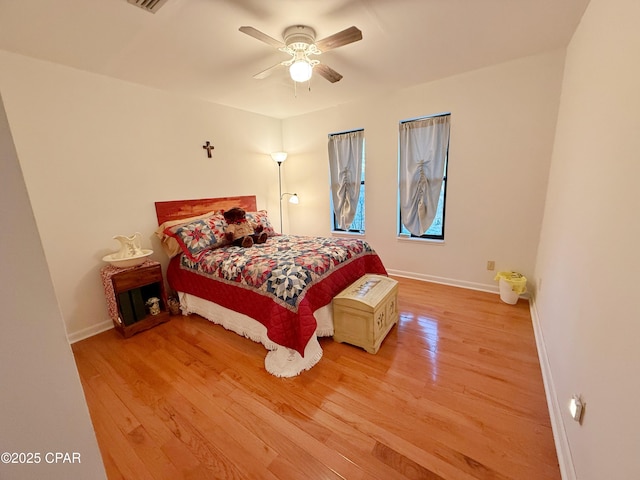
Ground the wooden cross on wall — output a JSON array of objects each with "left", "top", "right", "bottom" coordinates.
[{"left": 202, "top": 141, "right": 215, "bottom": 158}]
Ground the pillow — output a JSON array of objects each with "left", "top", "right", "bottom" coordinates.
[
  {"left": 162, "top": 212, "right": 228, "bottom": 261},
  {"left": 246, "top": 210, "right": 278, "bottom": 237},
  {"left": 154, "top": 211, "right": 218, "bottom": 258},
  {"left": 204, "top": 213, "right": 229, "bottom": 245}
]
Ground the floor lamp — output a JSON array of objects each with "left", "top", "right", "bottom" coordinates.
[{"left": 271, "top": 152, "right": 299, "bottom": 234}]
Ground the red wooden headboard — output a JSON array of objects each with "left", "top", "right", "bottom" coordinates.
[{"left": 155, "top": 195, "right": 258, "bottom": 225}]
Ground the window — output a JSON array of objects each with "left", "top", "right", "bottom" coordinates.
[
  {"left": 328, "top": 129, "right": 365, "bottom": 233},
  {"left": 398, "top": 113, "right": 450, "bottom": 240}
]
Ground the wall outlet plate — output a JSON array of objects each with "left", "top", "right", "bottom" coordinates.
[{"left": 570, "top": 395, "right": 584, "bottom": 423}]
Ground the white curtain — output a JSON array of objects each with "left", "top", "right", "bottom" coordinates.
[
  {"left": 328, "top": 130, "right": 364, "bottom": 230},
  {"left": 399, "top": 115, "right": 450, "bottom": 236}
]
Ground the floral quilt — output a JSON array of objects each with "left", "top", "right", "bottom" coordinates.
[{"left": 167, "top": 235, "right": 387, "bottom": 355}]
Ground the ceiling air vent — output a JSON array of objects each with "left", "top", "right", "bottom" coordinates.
[{"left": 127, "top": 0, "right": 169, "bottom": 14}]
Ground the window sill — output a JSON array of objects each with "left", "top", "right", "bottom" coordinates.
[
  {"left": 397, "top": 235, "right": 445, "bottom": 245},
  {"left": 331, "top": 230, "right": 365, "bottom": 239}
]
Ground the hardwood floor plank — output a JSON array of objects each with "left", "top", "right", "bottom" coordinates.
[
  {"left": 88, "top": 334, "right": 247, "bottom": 478},
  {"left": 206, "top": 343, "right": 410, "bottom": 480},
  {"left": 74, "top": 347, "right": 142, "bottom": 437},
  {"left": 320, "top": 396, "right": 480, "bottom": 480},
  {"left": 126, "top": 343, "right": 280, "bottom": 478},
  {"left": 228, "top": 387, "right": 367, "bottom": 480},
  {"left": 78, "top": 374, "right": 156, "bottom": 480},
  {"left": 225, "top": 401, "right": 346, "bottom": 480},
  {"left": 373, "top": 441, "right": 446, "bottom": 480},
  {"left": 124, "top": 425, "right": 183, "bottom": 480},
  {"left": 73, "top": 276, "right": 560, "bottom": 480}
]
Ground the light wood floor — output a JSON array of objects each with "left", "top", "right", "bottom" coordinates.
[{"left": 72, "top": 276, "right": 560, "bottom": 480}]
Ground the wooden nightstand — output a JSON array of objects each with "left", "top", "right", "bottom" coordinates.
[{"left": 100, "top": 260, "right": 170, "bottom": 338}]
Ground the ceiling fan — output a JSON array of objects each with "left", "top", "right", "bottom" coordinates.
[{"left": 239, "top": 25, "right": 363, "bottom": 84}]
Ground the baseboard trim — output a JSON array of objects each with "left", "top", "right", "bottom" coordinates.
[
  {"left": 529, "top": 296, "right": 575, "bottom": 480},
  {"left": 67, "top": 320, "right": 113, "bottom": 344},
  {"left": 387, "top": 269, "right": 500, "bottom": 294}
]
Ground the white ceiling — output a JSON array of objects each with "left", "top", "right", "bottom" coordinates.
[{"left": 0, "top": 0, "right": 590, "bottom": 119}]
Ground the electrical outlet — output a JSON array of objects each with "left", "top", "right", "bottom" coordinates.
[
  {"left": 570, "top": 395, "right": 584, "bottom": 424},
  {"left": 486, "top": 260, "right": 495, "bottom": 271}
]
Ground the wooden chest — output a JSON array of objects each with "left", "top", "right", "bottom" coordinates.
[{"left": 333, "top": 274, "right": 399, "bottom": 354}]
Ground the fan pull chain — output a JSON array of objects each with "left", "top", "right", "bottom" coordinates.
[{"left": 292, "top": 77, "right": 312, "bottom": 97}]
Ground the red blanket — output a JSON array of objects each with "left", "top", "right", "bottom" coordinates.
[{"left": 167, "top": 235, "right": 387, "bottom": 355}]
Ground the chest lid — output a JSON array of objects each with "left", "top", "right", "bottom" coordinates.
[{"left": 334, "top": 274, "right": 397, "bottom": 309}]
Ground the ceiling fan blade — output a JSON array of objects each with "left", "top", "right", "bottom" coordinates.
[
  {"left": 239, "top": 26, "right": 285, "bottom": 49},
  {"left": 315, "top": 63, "right": 343, "bottom": 83},
  {"left": 315, "top": 26, "right": 362, "bottom": 52},
  {"left": 253, "top": 62, "right": 284, "bottom": 80}
]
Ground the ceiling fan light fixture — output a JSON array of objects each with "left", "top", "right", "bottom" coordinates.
[
  {"left": 240, "top": 24, "right": 361, "bottom": 85},
  {"left": 289, "top": 59, "right": 313, "bottom": 83}
]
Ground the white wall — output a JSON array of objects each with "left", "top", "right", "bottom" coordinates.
[
  {"left": 534, "top": 0, "right": 640, "bottom": 478},
  {"left": 282, "top": 50, "right": 565, "bottom": 291},
  {"left": 0, "top": 51, "right": 282, "bottom": 340},
  {"left": 0, "top": 93, "right": 106, "bottom": 479}
]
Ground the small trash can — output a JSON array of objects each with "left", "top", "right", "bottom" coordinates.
[{"left": 494, "top": 271, "right": 527, "bottom": 304}]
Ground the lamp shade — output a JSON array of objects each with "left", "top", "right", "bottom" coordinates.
[
  {"left": 289, "top": 60, "right": 313, "bottom": 83},
  {"left": 270, "top": 151, "right": 288, "bottom": 163},
  {"left": 288, "top": 194, "right": 299, "bottom": 204}
]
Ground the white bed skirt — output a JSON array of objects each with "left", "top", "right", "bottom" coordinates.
[{"left": 178, "top": 292, "right": 335, "bottom": 378}]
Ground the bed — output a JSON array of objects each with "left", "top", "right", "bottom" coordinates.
[{"left": 155, "top": 195, "right": 388, "bottom": 377}]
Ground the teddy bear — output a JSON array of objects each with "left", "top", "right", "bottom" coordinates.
[{"left": 223, "top": 207, "right": 267, "bottom": 248}]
